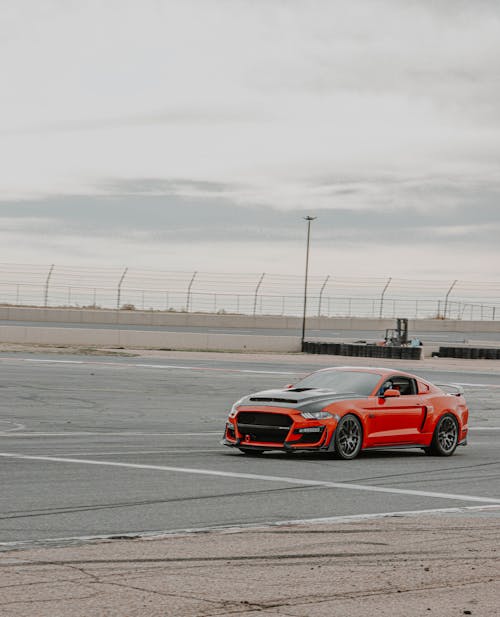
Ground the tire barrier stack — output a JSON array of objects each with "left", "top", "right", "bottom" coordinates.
[
  {"left": 439, "top": 346, "right": 500, "bottom": 360},
  {"left": 302, "top": 341, "right": 422, "bottom": 360}
]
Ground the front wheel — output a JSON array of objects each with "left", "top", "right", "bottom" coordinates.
[
  {"left": 333, "top": 414, "right": 363, "bottom": 460},
  {"left": 428, "top": 413, "right": 459, "bottom": 456}
]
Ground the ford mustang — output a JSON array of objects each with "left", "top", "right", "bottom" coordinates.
[{"left": 222, "top": 367, "right": 468, "bottom": 459}]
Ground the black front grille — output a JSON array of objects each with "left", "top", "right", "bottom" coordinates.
[{"left": 237, "top": 412, "right": 292, "bottom": 444}]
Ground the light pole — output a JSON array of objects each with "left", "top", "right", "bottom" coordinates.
[{"left": 301, "top": 215, "right": 316, "bottom": 349}]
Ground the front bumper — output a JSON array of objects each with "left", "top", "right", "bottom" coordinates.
[
  {"left": 221, "top": 436, "right": 335, "bottom": 452},
  {"left": 221, "top": 420, "right": 334, "bottom": 452}
]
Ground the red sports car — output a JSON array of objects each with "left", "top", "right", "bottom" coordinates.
[{"left": 222, "top": 366, "right": 468, "bottom": 459}]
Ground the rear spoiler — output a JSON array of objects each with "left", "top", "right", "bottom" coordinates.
[{"left": 435, "top": 384, "right": 465, "bottom": 396}]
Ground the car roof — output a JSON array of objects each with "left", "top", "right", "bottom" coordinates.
[{"left": 316, "top": 366, "right": 417, "bottom": 379}]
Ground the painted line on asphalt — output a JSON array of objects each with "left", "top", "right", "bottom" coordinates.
[
  {"left": 24, "top": 359, "right": 85, "bottom": 364},
  {"left": 0, "top": 432, "right": 220, "bottom": 437},
  {"left": 0, "top": 427, "right": 497, "bottom": 438},
  {"left": 7, "top": 356, "right": 500, "bottom": 384},
  {"left": 272, "top": 504, "right": 500, "bottom": 527},
  {"left": 1, "top": 452, "right": 499, "bottom": 505},
  {"left": 453, "top": 381, "right": 500, "bottom": 389},
  {"left": 16, "top": 357, "right": 298, "bottom": 376},
  {"left": 135, "top": 363, "right": 297, "bottom": 375},
  {"left": 5, "top": 356, "right": 500, "bottom": 383},
  {"left": 0, "top": 422, "right": 26, "bottom": 433},
  {"left": 1, "top": 504, "right": 500, "bottom": 550}
]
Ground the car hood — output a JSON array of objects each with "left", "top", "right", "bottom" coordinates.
[{"left": 238, "top": 388, "right": 362, "bottom": 412}]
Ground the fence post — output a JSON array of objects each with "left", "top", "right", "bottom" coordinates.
[
  {"left": 253, "top": 273, "right": 265, "bottom": 316},
  {"left": 318, "top": 275, "right": 330, "bottom": 317},
  {"left": 443, "top": 279, "right": 457, "bottom": 319},
  {"left": 44, "top": 264, "right": 55, "bottom": 307},
  {"left": 379, "top": 277, "right": 392, "bottom": 318},
  {"left": 116, "top": 267, "right": 128, "bottom": 309},
  {"left": 186, "top": 271, "right": 197, "bottom": 312}
]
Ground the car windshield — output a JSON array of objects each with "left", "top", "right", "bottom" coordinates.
[{"left": 293, "top": 370, "right": 382, "bottom": 396}]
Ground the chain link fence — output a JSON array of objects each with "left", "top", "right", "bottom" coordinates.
[{"left": 0, "top": 263, "right": 498, "bottom": 320}]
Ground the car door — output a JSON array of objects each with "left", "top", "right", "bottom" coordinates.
[{"left": 363, "top": 376, "right": 427, "bottom": 446}]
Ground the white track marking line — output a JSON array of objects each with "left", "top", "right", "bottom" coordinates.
[
  {"left": 0, "top": 422, "right": 26, "bottom": 432},
  {"left": 453, "top": 382, "right": 500, "bottom": 389},
  {"left": 24, "top": 359, "right": 84, "bottom": 364},
  {"left": 279, "top": 504, "right": 500, "bottom": 526},
  {"left": 0, "top": 431, "right": 220, "bottom": 437},
  {"left": 17, "top": 358, "right": 297, "bottom": 375},
  {"left": 136, "top": 364, "right": 296, "bottom": 375},
  {"left": 0, "top": 428, "right": 496, "bottom": 438},
  {"left": 1, "top": 452, "right": 499, "bottom": 504},
  {"left": 5, "top": 356, "right": 500, "bottom": 382},
  {"left": 1, "top": 504, "right": 500, "bottom": 549}
]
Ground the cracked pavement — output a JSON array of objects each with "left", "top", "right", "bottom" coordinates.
[{"left": 0, "top": 515, "right": 499, "bottom": 617}]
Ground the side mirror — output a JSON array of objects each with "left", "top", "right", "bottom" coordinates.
[{"left": 383, "top": 388, "right": 401, "bottom": 398}]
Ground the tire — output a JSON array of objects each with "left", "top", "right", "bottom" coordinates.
[
  {"left": 428, "top": 413, "right": 459, "bottom": 456},
  {"left": 238, "top": 448, "right": 264, "bottom": 456},
  {"left": 333, "top": 414, "right": 363, "bottom": 460}
]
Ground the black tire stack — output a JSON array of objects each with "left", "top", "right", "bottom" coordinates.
[
  {"left": 302, "top": 341, "right": 422, "bottom": 360},
  {"left": 439, "top": 346, "right": 500, "bottom": 360}
]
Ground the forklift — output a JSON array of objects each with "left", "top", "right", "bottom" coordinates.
[{"left": 384, "top": 318, "right": 409, "bottom": 347}]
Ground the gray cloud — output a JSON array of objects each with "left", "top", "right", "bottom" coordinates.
[{"left": 1, "top": 177, "right": 499, "bottom": 249}]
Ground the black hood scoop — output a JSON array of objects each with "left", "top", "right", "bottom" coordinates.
[
  {"left": 249, "top": 396, "right": 299, "bottom": 404},
  {"left": 242, "top": 388, "right": 361, "bottom": 411}
]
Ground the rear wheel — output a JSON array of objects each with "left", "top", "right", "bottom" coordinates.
[
  {"left": 333, "top": 414, "right": 363, "bottom": 460},
  {"left": 428, "top": 413, "right": 459, "bottom": 456}
]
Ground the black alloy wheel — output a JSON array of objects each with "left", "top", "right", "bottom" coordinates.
[
  {"left": 334, "top": 414, "right": 363, "bottom": 460},
  {"left": 428, "top": 413, "right": 459, "bottom": 456}
]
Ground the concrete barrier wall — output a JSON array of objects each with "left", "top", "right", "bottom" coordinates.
[
  {"left": 0, "top": 325, "right": 301, "bottom": 353},
  {"left": 1, "top": 306, "right": 499, "bottom": 333}
]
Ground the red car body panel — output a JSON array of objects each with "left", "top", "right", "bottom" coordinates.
[{"left": 223, "top": 367, "right": 469, "bottom": 456}]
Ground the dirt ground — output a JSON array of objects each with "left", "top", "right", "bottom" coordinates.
[{"left": 1, "top": 514, "right": 499, "bottom": 617}]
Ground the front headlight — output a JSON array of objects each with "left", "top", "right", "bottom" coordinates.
[
  {"left": 229, "top": 397, "right": 246, "bottom": 418},
  {"left": 301, "top": 410, "right": 334, "bottom": 420}
]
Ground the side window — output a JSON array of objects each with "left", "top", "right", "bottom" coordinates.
[
  {"left": 418, "top": 381, "right": 430, "bottom": 394},
  {"left": 378, "top": 377, "right": 417, "bottom": 396},
  {"left": 378, "top": 380, "right": 393, "bottom": 395},
  {"left": 391, "top": 376, "right": 417, "bottom": 395}
]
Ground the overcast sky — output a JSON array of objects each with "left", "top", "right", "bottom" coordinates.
[{"left": 1, "top": 0, "right": 499, "bottom": 279}]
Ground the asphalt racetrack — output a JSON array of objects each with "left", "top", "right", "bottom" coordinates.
[{"left": 1, "top": 352, "right": 499, "bottom": 550}]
